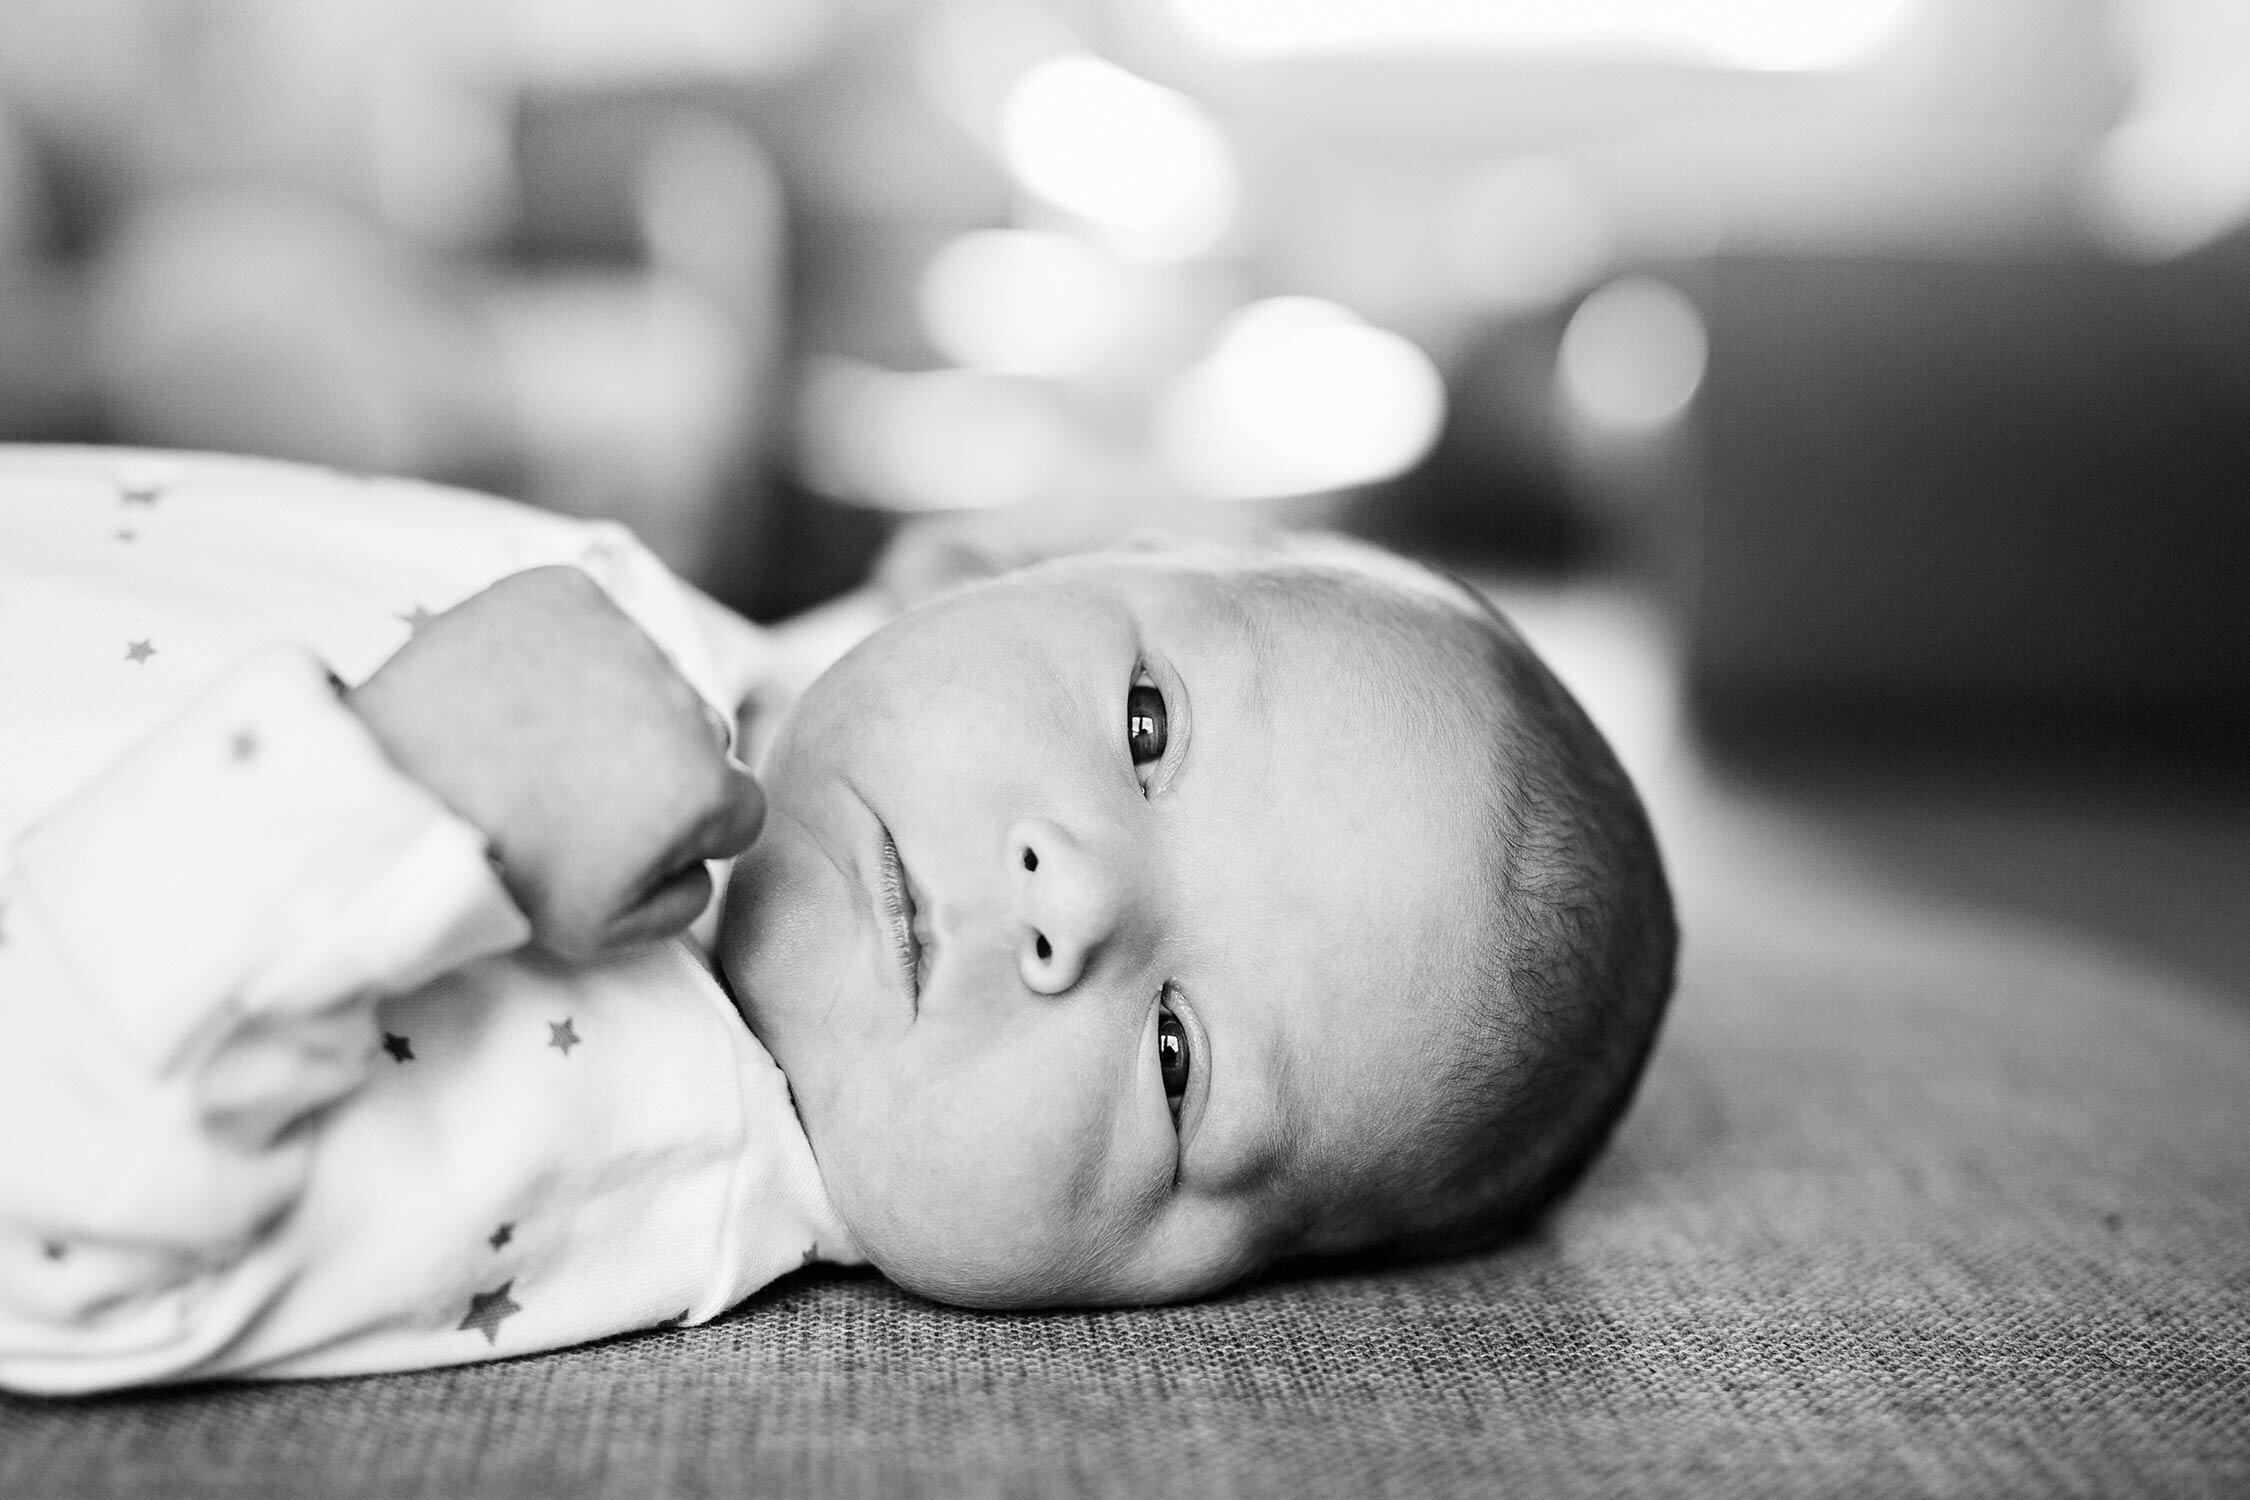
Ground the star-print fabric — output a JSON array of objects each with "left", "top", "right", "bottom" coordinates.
[{"left": 0, "top": 448, "right": 853, "bottom": 1396}]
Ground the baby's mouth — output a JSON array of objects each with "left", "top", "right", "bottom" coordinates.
[{"left": 875, "top": 826, "right": 923, "bottom": 1011}]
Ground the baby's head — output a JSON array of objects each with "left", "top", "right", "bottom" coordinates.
[{"left": 719, "top": 536, "right": 1675, "bottom": 1306}]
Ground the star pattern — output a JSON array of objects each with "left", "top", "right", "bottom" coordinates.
[
  {"left": 458, "top": 1281, "right": 523, "bottom": 1345},
  {"left": 9, "top": 461, "right": 849, "bottom": 1376}
]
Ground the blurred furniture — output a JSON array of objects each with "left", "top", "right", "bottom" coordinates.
[
  {"left": 1687, "top": 232, "right": 2250, "bottom": 753},
  {"left": 0, "top": 45, "right": 792, "bottom": 608}
]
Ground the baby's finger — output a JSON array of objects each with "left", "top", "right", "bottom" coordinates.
[
  {"left": 700, "top": 698, "right": 735, "bottom": 752},
  {"left": 693, "top": 763, "right": 767, "bottom": 862},
  {"left": 605, "top": 862, "right": 717, "bottom": 950}
]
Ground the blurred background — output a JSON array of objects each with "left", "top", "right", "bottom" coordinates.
[{"left": 1, "top": 0, "right": 2245, "bottom": 992}]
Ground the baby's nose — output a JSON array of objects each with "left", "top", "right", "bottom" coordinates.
[{"left": 1006, "top": 818, "right": 1123, "bottom": 995}]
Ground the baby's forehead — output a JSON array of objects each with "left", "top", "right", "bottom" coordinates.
[
  {"left": 1088, "top": 541, "right": 1493, "bottom": 669},
  {"left": 1099, "top": 533, "right": 1474, "bottom": 603},
  {"left": 1073, "top": 547, "right": 1522, "bottom": 832},
  {"left": 1244, "top": 561, "right": 1508, "bottom": 720}
]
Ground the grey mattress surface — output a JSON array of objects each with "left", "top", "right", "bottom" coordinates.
[{"left": 5, "top": 904, "right": 2245, "bottom": 1499}]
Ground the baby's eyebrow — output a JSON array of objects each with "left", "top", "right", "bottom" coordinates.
[
  {"left": 1191, "top": 582, "right": 1275, "bottom": 727},
  {"left": 1239, "top": 611, "right": 1279, "bottom": 726}
]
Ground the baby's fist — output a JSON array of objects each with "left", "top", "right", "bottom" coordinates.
[{"left": 348, "top": 566, "right": 764, "bottom": 957}]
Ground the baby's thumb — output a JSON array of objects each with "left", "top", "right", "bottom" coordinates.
[{"left": 702, "top": 763, "right": 767, "bottom": 861}]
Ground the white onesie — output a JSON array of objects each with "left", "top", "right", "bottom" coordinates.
[{"left": 0, "top": 447, "right": 858, "bottom": 1395}]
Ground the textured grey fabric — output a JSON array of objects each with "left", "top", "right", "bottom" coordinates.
[{"left": 4, "top": 914, "right": 2245, "bottom": 1499}]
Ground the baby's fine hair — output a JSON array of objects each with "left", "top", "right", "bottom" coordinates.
[
  {"left": 1251, "top": 546, "right": 1678, "bottom": 1266},
  {"left": 1421, "top": 586, "right": 1677, "bottom": 1255}
]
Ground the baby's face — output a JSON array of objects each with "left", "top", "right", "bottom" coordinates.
[{"left": 719, "top": 547, "right": 1494, "bottom": 1305}]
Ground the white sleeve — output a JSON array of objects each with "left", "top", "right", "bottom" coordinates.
[{"left": 0, "top": 645, "right": 529, "bottom": 1385}]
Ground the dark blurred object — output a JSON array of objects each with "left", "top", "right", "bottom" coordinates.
[
  {"left": 500, "top": 82, "right": 790, "bottom": 606},
  {"left": 710, "top": 476, "right": 899, "bottom": 623},
  {"left": 1688, "top": 230, "right": 2250, "bottom": 763},
  {"left": 1343, "top": 311, "right": 1593, "bottom": 567}
]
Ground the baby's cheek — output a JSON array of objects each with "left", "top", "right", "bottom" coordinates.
[{"left": 710, "top": 876, "right": 761, "bottom": 1018}]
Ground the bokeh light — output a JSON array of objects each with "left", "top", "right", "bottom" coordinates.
[
  {"left": 799, "top": 357, "right": 1067, "bottom": 512},
  {"left": 914, "top": 0, "right": 1080, "bottom": 150},
  {"left": 1555, "top": 276, "right": 1709, "bottom": 432},
  {"left": 1163, "top": 0, "right": 1924, "bottom": 72},
  {"left": 1155, "top": 297, "right": 1447, "bottom": 501},
  {"left": 918, "top": 229, "right": 1131, "bottom": 377},
  {"left": 1440, "top": 157, "right": 1616, "bottom": 312},
  {"left": 999, "top": 55, "right": 1238, "bottom": 260},
  {"left": 499, "top": 0, "right": 834, "bottom": 83},
  {"left": 2079, "top": 0, "right": 2250, "bottom": 262}
]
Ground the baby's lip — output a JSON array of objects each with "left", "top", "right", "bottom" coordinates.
[{"left": 874, "top": 823, "right": 923, "bottom": 1013}]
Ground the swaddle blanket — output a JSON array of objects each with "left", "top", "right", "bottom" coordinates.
[{"left": 0, "top": 448, "right": 854, "bottom": 1394}]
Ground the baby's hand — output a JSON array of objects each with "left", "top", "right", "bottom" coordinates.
[{"left": 348, "top": 566, "right": 765, "bottom": 958}]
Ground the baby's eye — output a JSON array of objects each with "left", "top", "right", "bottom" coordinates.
[
  {"left": 1156, "top": 997, "right": 1191, "bottom": 1125},
  {"left": 1127, "top": 673, "right": 1168, "bottom": 782}
]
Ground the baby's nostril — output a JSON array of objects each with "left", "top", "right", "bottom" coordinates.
[
  {"left": 1022, "top": 848, "right": 1038, "bottom": 872},
  {"left": 1034, "top": 934, "right": 1052, "bottom": 962}
]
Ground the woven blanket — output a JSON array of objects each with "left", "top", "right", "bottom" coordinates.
[{"left": 4, "top": 898, "right": 2243, "bottom": 1499}]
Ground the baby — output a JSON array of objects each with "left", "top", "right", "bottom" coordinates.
[
  {"left": 723, "top": 536, "right": 1678, "bottom": 1305},
  {"left": 0, "top": 450, "right": 1674, "bottom": 1391}
]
